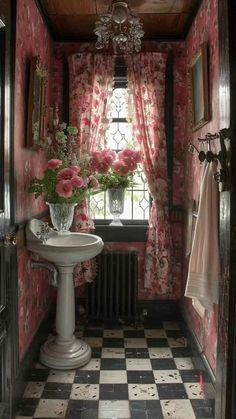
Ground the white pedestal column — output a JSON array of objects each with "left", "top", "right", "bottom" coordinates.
[{"left": 40, "top": 264, "right": 91, "bottom": 369}]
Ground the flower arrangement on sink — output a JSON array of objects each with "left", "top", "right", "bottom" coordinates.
[{"left": 28, "top": 123, "right": 99, "bottom": 204}]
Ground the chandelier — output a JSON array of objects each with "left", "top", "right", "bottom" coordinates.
[{"left": 94, "top": 1, "right": 144, "bottom": 54}]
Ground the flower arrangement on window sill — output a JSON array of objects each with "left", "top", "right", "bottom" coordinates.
[
  {"left": 28, "top": 121, "right": 141, "bottom": 204},
  {"left": 91, "top": 148, "right": 141, "bottom": 191}
]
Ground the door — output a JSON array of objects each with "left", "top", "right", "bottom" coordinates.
[
  {"left": 215, "top": 1, "right": 236, "bottom": 418},
  {"left": 0, "top": 1, "right": 18, "bottom": 419}
]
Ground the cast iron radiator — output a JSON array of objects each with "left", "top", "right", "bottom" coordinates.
[{"left": 85, "top": 250, "right": 138, "bottom": 322}]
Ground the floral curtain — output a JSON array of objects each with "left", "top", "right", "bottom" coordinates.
[
  {"left": 68, "top": 52, "right": 115, "bottom": 286},
  {"left": 125, "top": 53, "right": 173, "bottom": 295}
]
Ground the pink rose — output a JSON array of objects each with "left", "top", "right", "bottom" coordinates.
[
  {"left": 112, "top": 160, "right": 130, "bottom": 176},
  {"left": 89, "top": 175, "right": 100, "bottom": 190},
  {"left": 57, "top": 167, "right": 75, "bottom": 181},
  {"left": 70, "top": 165, "right": 81, "bottom": 174},
  {"left": 56, "top": 180, "right": 73, "bottom": 198},
  {"left": 71, "top": 175, "right": 85, "bottom": 188},
  {"left": 47, "top": 159, "right": 62, "bottom": 170},
  {"left": 118, "top": 149, "right": 141, "bottom": 166}
]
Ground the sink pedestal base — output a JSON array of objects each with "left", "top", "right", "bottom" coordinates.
[
  {"left": 40, "top": 264, "right": 91, "bottom": 370},
  {"left": 40, "top": 337, "right": 91, "bottom": 370}
]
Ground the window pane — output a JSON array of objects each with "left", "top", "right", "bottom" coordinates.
[
  {"left": 106, "top": 122, "right": 132, "bottom": 150},
  {"left": 111, "top": 88, "right": 128, "bottom": 118},
  {"left": 90, "top": 83, "right": 150, "bottom": 222}
]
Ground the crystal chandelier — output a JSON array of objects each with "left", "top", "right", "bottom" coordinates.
[{"left": 94, "top": 1, "right": 144, "bottom": 54}]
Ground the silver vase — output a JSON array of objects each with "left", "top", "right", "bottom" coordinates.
[{"left": 108, "top": 188, "right": 125, "bottom": 226}]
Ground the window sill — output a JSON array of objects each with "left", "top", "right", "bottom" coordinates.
[{"left": 94, "top": 224, "right": 148, "bottom": 242}]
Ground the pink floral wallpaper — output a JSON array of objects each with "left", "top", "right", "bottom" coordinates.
[
  {"left": 183, "top": 0, "right": 219, "bottom": 373},
  {"left": 15, "top": 0, "right": 220, "bottom": 369},
  {"left": 52, "top": 41, "right": 186, "bottom": 301},
  {"left": 15, "top": 0, "right": 54, "bottom": 360}
]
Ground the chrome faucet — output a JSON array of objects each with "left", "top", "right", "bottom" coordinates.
[{"left": 36, "top": 222, "right": 51, "bottom": 243}]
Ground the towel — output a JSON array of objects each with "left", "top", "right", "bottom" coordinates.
[{"left": 184, "top": 162, "right": 220, "bottom": 312}]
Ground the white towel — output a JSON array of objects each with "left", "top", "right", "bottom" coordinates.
[{"left": 184, "top": 162, "right": 220, "bottom": 311}]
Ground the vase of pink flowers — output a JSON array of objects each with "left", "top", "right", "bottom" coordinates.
[
  {"left": 108, "top": 188, "right": 125, "bottom": 226},
  {"left": 90, "top": 148, "right": 141, "bottom": 226}
]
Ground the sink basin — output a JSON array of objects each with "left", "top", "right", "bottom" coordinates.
[
  {"left": 26, "top": 218, "right": 104, "bottom": 369},
  {"left": 26, "top": 219, "right": 104, "bottom": 266}
]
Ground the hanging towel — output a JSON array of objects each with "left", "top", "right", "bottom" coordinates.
[{"left": 185, "top": 162, "right": 220, "bottom": 312}]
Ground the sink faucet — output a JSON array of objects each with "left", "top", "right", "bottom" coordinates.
[{"left": 36, "top": 222, "right": 51, "bottom": 243}]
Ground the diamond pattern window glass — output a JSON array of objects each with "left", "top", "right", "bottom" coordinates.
[{"left": 90, "top": 86, "right": 150, "bottom": 222}]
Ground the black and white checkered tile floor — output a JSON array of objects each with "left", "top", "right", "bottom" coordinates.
[{"left": 15, "top": 321, "right": 215, "bottom": 419}]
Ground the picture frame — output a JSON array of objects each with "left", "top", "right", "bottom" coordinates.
[
  {"left": 190, "top": 42, "right": 210, "bottom": 131},
  {"left": 26, "top": 56, "right": 47, "bottom": 147}
]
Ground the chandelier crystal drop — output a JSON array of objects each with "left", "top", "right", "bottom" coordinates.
[{"left": 94, "top": 1, "right": 144, "bottom": 54}]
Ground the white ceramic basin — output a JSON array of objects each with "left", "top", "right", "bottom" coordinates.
[{"left": 26, "top": 219, "right": 104, "bottom": 266}]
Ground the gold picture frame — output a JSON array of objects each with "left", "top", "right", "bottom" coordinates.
[
  {"left": 190, "top": 42, "right": 210, "bottom": 131},
  {"left": 26, "top": 56, "right": 47, "bottom": 147}
]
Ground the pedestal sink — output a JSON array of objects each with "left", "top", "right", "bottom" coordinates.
[{"left": 26, "top": 219, "right": 104, "bottom": 370}]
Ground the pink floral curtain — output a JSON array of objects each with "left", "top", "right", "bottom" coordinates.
[
  {"left": 68, "top": 52, "right": 115, "bottom": 286},
  {"left": 125, "top": 53, "right": 173, "bottom": 295}
]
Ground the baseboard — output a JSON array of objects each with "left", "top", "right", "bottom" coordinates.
[
  {"left": 181, "top": 305, "right": 216, "bottom": 385},
  {"left": 137, "top": 299, "right": 181, "bottom": 321},
  {"left": 12, "top": 303, "right": 55, "bottom": 416}
]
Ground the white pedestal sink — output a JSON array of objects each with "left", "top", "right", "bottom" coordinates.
[{"left": 26, "top": 219, "right": 104, "bottom": 370}]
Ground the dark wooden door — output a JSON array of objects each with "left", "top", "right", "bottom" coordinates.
[
  {"left": 0, "top": 1, "right": 18, "bottom": 418},
  {"left": 215, "top": 1, "right": 236, "bottom": 418}
]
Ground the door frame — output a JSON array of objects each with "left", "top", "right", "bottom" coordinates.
[
  {"left": 216, "top": 0, "right": 236, "bottom": 418},
  {"left": 0, "top": 0, "right": 18, "bottom": 418}
]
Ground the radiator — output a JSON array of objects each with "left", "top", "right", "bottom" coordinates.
[{"left": 85, "top": 250, "right": 138, "bottom": 322}]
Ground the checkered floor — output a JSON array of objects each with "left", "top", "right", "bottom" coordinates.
[{"left": 15, "top": 320, "right": 215, "bottom": 419}]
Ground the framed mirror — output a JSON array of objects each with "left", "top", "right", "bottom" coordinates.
[
  {"left": 26, "top": 56, "right": 47, "bottom": 147},
  {"left": 190, "top": 42, "right": 210, "bottom": 131}
]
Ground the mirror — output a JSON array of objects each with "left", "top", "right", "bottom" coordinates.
[
  {"left": 26, "top": 56, "right": 47, "bottom": 147},
  {"left": 189, "top": 42, "right": 210, "bottom": 131}
]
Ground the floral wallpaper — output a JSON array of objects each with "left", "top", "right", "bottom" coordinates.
[
  {"left": 15, "top": 0, "right": 53, "bottom": 360},
  {"left": 183, "top": 0, "right": 219, "bottom": 373},
  {"left": 52, "top": 41, "right": 186, "bottom": 301},
  {"left": 15, "top": 0, "right": 219, "bottom": 368}
]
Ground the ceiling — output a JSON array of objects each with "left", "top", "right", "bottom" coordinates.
[{"left": 38, "top": 0, "right": 202, "bottom": 42}]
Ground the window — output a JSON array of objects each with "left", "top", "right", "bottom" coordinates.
[{"left": 90, "top": 58, "right": 150, "bottom": 223}]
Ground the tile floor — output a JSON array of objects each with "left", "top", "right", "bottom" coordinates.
[{"left": 15, "top": 320, "right": 215, "bottom": 419}]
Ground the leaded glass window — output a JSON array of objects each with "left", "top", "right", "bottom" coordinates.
[{"left": 90, "top": 66, "right": 150, "bottom": 222}]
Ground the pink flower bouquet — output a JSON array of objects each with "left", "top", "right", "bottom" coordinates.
[
  {"left": 90, "top": 148, "right": 141, "bottom": 190},
  {"left": 28, "top": 158, "right": 99, "bottom": 204}
]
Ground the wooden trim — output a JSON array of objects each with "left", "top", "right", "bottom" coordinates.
[
  {"left": 137, "top": 300, "right": 181, "bottom": 321},
  {"left": 34, "top": 0, "right": 56, "bottom": 41},
  {"left": 216, "top": 1, "right": 236, "bottom": 418},
  {"left": 181, "top": 305, "right": 216, "bottom": 385},
  {"left": 12, "top": 304, "right": 54, "bottom": 417}
]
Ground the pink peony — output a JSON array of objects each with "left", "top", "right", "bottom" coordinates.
[
  {"left": 56, "top": 180, "right": 73, "bottom": 198},
  {"left": 70, "top": 165, "right": 81, "bottom": 174},
  {"left": 57, "top": 167, "right": 75, "bottom": 181},
  {"left": 118, "top": 149, "right": 141, "bottom": 167},
  {"left": 71, "top": 175, "right": 85, "bottom": 188},
  {"left": 91, "top": 149, "right": 116, "bottom": 173},
  {"left": 112, "top": 160, "right": 130, "bottom": 176},
  {"left": 89, "top": 175, "right": 100, "bottom": 190},
  {"left": 47, "top": 159, "right": 62, "bottom": 170}
]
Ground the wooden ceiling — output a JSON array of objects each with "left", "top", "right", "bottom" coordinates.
[{"left": 38, "top": 0, "right": 202, "bottom": 42}]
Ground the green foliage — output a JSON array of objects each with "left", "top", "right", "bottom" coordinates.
[{"left": 95, "top": 172, "right": 135, "bottom": 190}]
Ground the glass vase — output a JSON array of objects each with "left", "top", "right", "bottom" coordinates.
[
  {"left": 47, "top": 202, "right": 77, "bottom": 234},
  {"left": 108, "top": 188, "right": 125, "bottom": 226}
]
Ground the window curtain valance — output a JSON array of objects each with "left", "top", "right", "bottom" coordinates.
[{"left": 125, "top": 52, "right": 173, "bottom": 295}]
